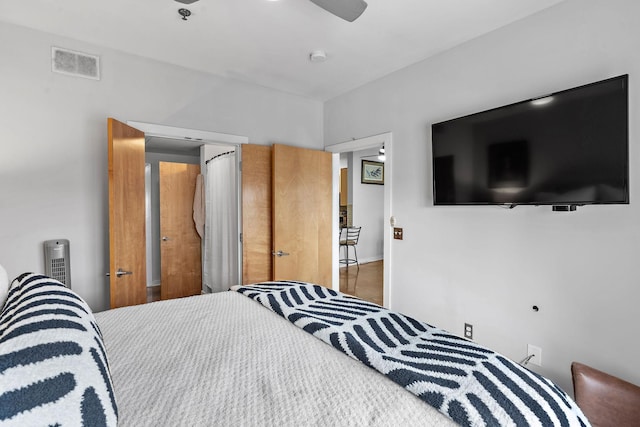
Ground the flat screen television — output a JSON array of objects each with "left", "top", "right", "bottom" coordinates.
[{"left": 431, "top": 75, "right": 629, "bottom": 207}]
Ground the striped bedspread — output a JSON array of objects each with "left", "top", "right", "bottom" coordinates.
[{"left": 233, "top": 281, "right": 589, "bottom": 427}]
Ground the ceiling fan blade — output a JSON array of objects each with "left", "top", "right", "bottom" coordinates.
[{"left": 309, "top": 0, "right": 368, "bottom": 22}]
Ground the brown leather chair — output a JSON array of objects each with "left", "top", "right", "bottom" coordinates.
[{"left": 571, "top": 361, "right": 640, "bottom": 427}]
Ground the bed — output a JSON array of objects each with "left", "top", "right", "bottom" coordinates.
[{"left": 0, "top": 272, "right": 590, "bottom": 426}]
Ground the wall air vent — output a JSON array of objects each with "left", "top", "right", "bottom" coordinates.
[{"left": 51, "top": 46, "right": 100, "bottom": 80}]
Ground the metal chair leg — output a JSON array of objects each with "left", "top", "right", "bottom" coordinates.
[{"left": 353, "top": 245, "right": 359, "bottom": 270}]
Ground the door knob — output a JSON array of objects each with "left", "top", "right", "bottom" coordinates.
[
  {"left": 272, "top": 250, "right": 290, "bottom": 257},
  {"left": 162, "top": 236, "right": 170, "bottom": 241}
]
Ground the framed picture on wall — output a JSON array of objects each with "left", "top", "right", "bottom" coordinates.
[{"left": 361, "top": 160, "right": 384, "bottom": 185}]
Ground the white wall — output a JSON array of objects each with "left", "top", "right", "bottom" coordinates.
[
  {"left": 324, "top": 0, "right": 640, "bottom": 394},
  {"left": 0, "top": 22, "right": 323, "bottom": 312},
  {"left": 351, "top": 147, "right": 384, "bottom": 263}
]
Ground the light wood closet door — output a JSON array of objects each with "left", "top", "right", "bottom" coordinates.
[
  {"left": 108, "top": 118, "right": 146, "bottom": 308},
  {"left": 272, "top": 144, "right": 333, "bottom": 287},
  {"left": 159, "top": 162, "right": 202, "bottom": 300},
  {"left": 242, "top": 144, "right": 273, "bottom": 284}
]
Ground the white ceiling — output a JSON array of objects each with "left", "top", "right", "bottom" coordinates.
[{"left": 0, "top": 0, "right": 564, "bottom": 101}]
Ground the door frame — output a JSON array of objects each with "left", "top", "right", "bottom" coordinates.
[
  {"left": 127, "top": 121, "right": 248, "bottom": 287},
  {"left": 325, "top": 132, "right": 393, "bottom": 308}
]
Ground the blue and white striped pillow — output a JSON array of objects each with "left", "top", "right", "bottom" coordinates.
[{"left": 0, "top": 273, "right": 117, "bottom": 426}]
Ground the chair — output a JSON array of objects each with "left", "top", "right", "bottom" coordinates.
[
  {"left": 339, "top": 227, "right": 361, "bottom": 270},
  {"left": 571, "top": 361, "right": 640, "bottom": 427}
]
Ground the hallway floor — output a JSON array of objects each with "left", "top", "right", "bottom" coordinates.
[
  {"left": 147, "top": 285, "right": 160, "bottom": 303},
  {"left": 149, "top": 261, "right": 384, "bottom": 305},
  {"left": 339, "top": 260, "right": 383, "bottom": 306}
]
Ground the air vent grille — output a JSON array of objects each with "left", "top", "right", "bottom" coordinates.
[
  {"left": 51, "top": 47, "right": 100, "bottom": 80},
  {"left": 50, "top": 258, "right": 67, "bottom": 283},
  {"left": 44, "top": 239, "right": 71, "bottom": 288}
]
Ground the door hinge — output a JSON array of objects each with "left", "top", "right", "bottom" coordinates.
[{"left": 239, "top": 232, "right": 243, "bottom": 243}]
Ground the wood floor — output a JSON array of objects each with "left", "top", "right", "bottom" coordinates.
[
  {"left": 339, "top": 260, "right": 383, "bottom": 306},
  {"left": 149, "top": 260, "right": 384, "bottom": 305}
]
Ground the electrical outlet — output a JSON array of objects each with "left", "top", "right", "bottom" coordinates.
[
  {"left": 527, "top": 344, "right": 542, "bottom": 366},
  {"left": 464, "top": 323, "right": 473, "bottom": 340}
]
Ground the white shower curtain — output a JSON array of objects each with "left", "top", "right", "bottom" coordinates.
[{"left": 203, "top": 152, "right": 238, "bottom": 293}]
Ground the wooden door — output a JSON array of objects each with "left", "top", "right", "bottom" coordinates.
[
  {"left": 241, "top": 144, "right": 272, "bottom": 284},
  {"left": 159, "top": 162, "right": 202, "bottom": 300},
  {"left": 108, "top": 118, "right": 146, "bottom": 308},
  {"left": 340, "top": 167, "right": 348, "bottom": 206},
  {"left": 272, "top": 144, "right": 333, "bottom": 287}
]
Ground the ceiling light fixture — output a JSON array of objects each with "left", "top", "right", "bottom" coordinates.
[
  {"left": 174, "top": 0, "right": 199, "bottom": 4},
  {"left": 309, "top": 50, "right": 327, "bottom": 63},
  {"left": 178, "top": 8, "right": 191, "bottom": 20},
  {"left": 531, "top": 96, "right": 553, "bottom": 106}
]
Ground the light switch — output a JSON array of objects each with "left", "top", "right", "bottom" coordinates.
[{"left": 393, "top": 227, "right": 403, "bottom": 240}]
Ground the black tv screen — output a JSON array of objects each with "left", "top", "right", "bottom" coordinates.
[{"left": 432, "top": 75, "right": 629, "bottom": 207}]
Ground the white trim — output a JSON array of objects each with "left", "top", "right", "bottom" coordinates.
[
  {"left": 331, "top": 153, "right": 340, "bottom": 290},
  {"left": 326, "top": 132, "right": 393, "bottom": 309},
  {"left": 127, "top": 121, "right": 248, "bottom": 145},
  {"left": 145, "top": 163, "right": 153, "bottom": 287},
  {"left": 325, "top": 133, "right": 387, "bottom": 153}
]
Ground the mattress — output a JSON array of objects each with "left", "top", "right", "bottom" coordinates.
[{"left": 95, "top": 291, "right": 455, "bottom": 426}]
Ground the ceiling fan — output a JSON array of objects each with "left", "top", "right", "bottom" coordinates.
[
  {"left": 176, "top": 0, "right": 367, "bottom": 22},
  {"left": 309, "top": 0, "right": 368, "bottom": 22}
]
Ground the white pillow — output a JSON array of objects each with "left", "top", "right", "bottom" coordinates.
[
  {"left": 0, "top": 263, "right": 8, "bottom": 309},
  {"left": 0, "top": 273, "right": 118, "bottom": 425}
]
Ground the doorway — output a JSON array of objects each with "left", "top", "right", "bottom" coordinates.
[
  {"left": 108, "top": 119, "right": 246, "bottom": 308},
  {"left": 326, "top": 132, "right": 393, "bottom": 308},
  {"left": 337, "top": 146, "right": 385, "bottom": 305},
  {"left": 144, "top": 137, "right": 240, "bottom": 300},
  {"left": 145, "top": 136, "right": 201, "bottom": 301}
]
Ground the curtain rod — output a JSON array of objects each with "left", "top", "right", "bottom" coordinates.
[{"left": 205, "top": 150, "right": 235, "bottom": 164}]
